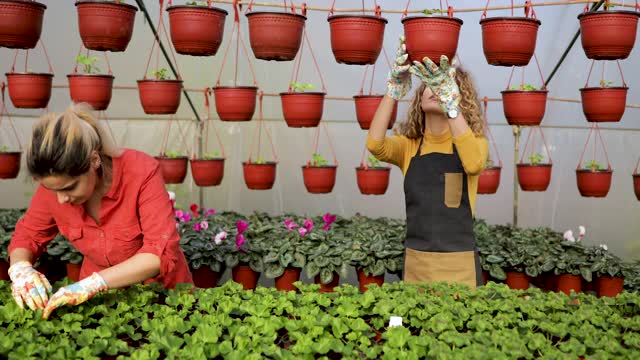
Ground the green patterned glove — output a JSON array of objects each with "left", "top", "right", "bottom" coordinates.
[
  {"left": 386, "top": 36, "right": 412, "bottom": 100},
  {"left": 410, "top": 55, "right": 461, "bottom": 116}
]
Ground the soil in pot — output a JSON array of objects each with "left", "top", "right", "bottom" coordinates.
[
  {"left": 246, "top": 12, "right": 306, "bottom": 61},
  {"left": 243, "top": 162, "right": 277, "bottom": 190},
  {"left": 501, "top": 90, "right": 548, "bottom": 126},
  {"left": 167, "top": 5, "right": 228, "bottom": 56},
  {"left": 356, "top": 167, "right": 390, "bottom": 195},
  {"left": 275, "top": 267, "right": 302, "bottom": 292},
  {"left": 191, "top": 266, "right": 224, "bottom": 288},
  {"left": 357, "top": 268, "right": 384, "bottom": 292},
  {"left": 155, "top": 156, "right": 188, "bottom": 184},
  {"left": 0, "top": 0, "right": 46, "bottom": 49},
  {"left": 580, "top": 87, "right": 627, "bottom": 122},
  {"left": 6, "top": 73, "right": 53, "bottom": 109},
  {"left": 578, "top": 10, "right": 640, "bottom": 60},
  {"left": 576, "top": 169, "right": 612, "bottom": 197},
  {"left": 401, "top": 16, "right": 463, "bottom": 65},
  {"left": 479, "top": 17, "right": 541, "bottom": 66},
  {"left": 327, "top": 15, "right": 387, "bottom": 65},
  {"left": 354, "top": 95, "right": 397, "bottom": 130},
  {"left": 597, "top": 275, "right": 624, "bottom": 297},
  {"left": 213, "top": 86, "right": 258, "bottom": 121},
  {"left": 190, "top": 158, "right": 224, "bottom": 187},
  {"left": 75, "top": 1, "right": 138, "bottom": 52},
  {"left": 517, "top": 164, "right": 552, "bottom": 191},
  {"left": 314, "top": 273, "right": 340, "bottom": 293},
  {"left": 280, "top": 92, "right": 325, "bottom": 127},
  {"left": 505, "top": 272, "right": 529, "bottom": 290},
  {"left": 302, "top": 166, "right": 337, "bottom": 194},
  {"left": 232, "top": 264, "right": 260, "bottom": 290},
  {"left": 0, "top": 152, "right": 21, "bottom": 179},
  {"left": 477, "top": 166, "right": 501, "bottom": 194},
  {"left": 137, "top": 80, "right": 183, "bottom": 115},
  {"left": 67, "top": 74, "right": 114, "bottom": 111}
]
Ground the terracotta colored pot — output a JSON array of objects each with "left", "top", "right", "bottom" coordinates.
[
  {"left": 246, "top": 11, "right": 306, "bottom": 61},
  {"left": 191, "top": 265, "right": 224, "bottom": 288},
  {"left": 482, "top": 270, "right": 489, "bottom": 285},
  {"left": 314, "top": 273, "right": 340, "bottom": 293},
  {"left": 213, "top": 86, "right": 257, "bottom": 121},
  {"left": 356, "top": 167, "right": 390, "bottom": 195},
  {"left": 0, "top": 260, "right": 9, "bottom": 281},
  {"left": 155, "top": 156, "right": 188, "bottom": 184},
  {"left": 275, "top": 267, "right": 302, "bottom": 292},
  {"left": 579, "top": 87, "right": 627, "bottom": 122},
  {"left": 353, "top": 95, "right": 397, "bottom": 130},
  {"left": 137, "top": 80, "right": 183, "bottom": 114},
  {"left": 557, "top": 274, "right": 582, "bottom": 295},
  {"left": 634, "top": 174, "right": 640, "bottom": 201},
  {"left": 0, "top": 152, "right": 21, "bottom": 179},
  {"left": 75, "top": 1, "right": 138, "bottom": 52},
  {"left": 501, "top": 90, "right": 548, "bottom": 126},
  {"left": 357, "top": 268, "right": 384, "bottom": 292},
  {"left": 505, "top": 272, "right": 529, "bottom": 290},
  {"left": 167, "top": 5, "right": 227, "bottom": 56},
  {"left": 232, "top": 264, "right": 260, "bottom": 290},
  {"left": 517, "top": 164, "right": 552, "bottom": 191},
  {"left": 583, "top": 276, "right": 597, "bottom": 293},
  {"left": 576, "top": 169, "right": 612, "bottom": 198},
  {"left": 402, "top": 16, "right": 463, "bottom": 65},
  {"left": 543, "top": 272, "right": 558, "bottom": 292},
  {"left": 67, "top": 74, "right": 114, "bottom": 111},
  {"left": 479, "top": 17, "right": 541, "bottom": 66},
  {"left": 302, "top": 166, "right": 337, "bottom": 194},
  {"left": 66, "top": 263, "right": 82, "bottom": 282},
  {"left": 190, "top": 158, "right": 224, "bottom": 187},
  {"left": 477, "top": 166, "right": 501, "bottom": 194},
  {"left": 280, "top": 92, "right": 325, "bottom": 127},
  {"left": 0, "top": 0, "right": 46, "bottom": 49},
  {"left": 578, "top": 10, "right": 640, "bottom": 60},
  {"left": 242, "top": 162, "right": 277, "bottom": 190},
  {"left": 6, "top": 72, "right": 53, "bottom": 108},
  {"left": 597, "top": 275, "right": 624, "bottom": 298},
  {"left": 327, "top": 15, "right": 387, "bottom": 65}
]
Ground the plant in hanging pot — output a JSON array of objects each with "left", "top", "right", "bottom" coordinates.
[
  {"left": 477, "top": 159, "right": 501, "bottom": 194},
  {"left": 75, "top": 0, "right": 138, "bottom": 52},
  {"left": 576, "top": 159, "right": 612, "bottom": 197},
  {"left": 224, "top": 219, "right": 265, "bottom": 290},
  {"left": 246, "top": 7, "right": 306, "bottom": 61},
  {"left": 302, "top": 153, "right": 337, "bottom": 194},
  {"left": 356, "top": 155, "right": 390, "bottom": 195},
  {"left": 138, "top": 68, "right": 183, "bottom": 115},
  {"left": 155, "top": 151, "right": 189, "bottom": 184},
  {"left": 243, "top": 157, "right": 277, "bottom": 190},
  {"left": 67, "top": 54, "right": 114, "bottom": 111},
  {"left": 262, "top": 216, "right": 308, "bottom": 291},
  {"left": 0, "top": 146, "right": 21, "bottom": 179},
  {"left": 213, "top": 85, "right": 258, "bottom": 121},
  {"left": 167, "top": 1, "right": 228, "bottom": 56},
  {"left": 6, "top": 69, "right": 53, "bottom": 109},
  {"left": 190, "top": 152, "right": 225, "bottom": 187},
  {"left": 634, "top": 171, "right": 640, "bottom": 201},
  {"left": 0, "top": 0, "right": 46, "bottom": 49},
  {"left": 517, "top": 152, "right": 552, "bottom": 191},
  {"left": 587, "top": 243, "right": 625, "bottom": 297},
  {"left": 580, "top": 79, "right": 628, "bottom": 123},
  {"left": 46, "top": 234, "right": 84, "bottom": 282},
  {"left": 502, "top": 84, "right": 548, "bottom": 126},
  {"left": 353, "top": 94, "right": 398, "bottom": 130},
  {"left": 280, "top": 81, "right": 326, "bottom": 128},
  {"left": 578, "top": 2, "right": 640, "bottom": 60},
  {"left": 327, "top": 9, "right": 387, "bottom": 65},
  {"left": 402, "top": 8, "right": 463, "bottom": 65}
]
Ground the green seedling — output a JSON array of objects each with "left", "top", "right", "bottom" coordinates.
[
  {"left": 75, "top": 54, "right": 101, "bottom": 74},
  {"left": 290, "top": 81, "right": 316, "bottom": 92}
]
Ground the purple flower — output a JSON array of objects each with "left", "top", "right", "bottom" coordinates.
[
  {"left": 322, "top": 213, "right": 336, "bottom": 231},
  {"left": 303, "top": 219, "right": 314, "bottom": 232},
  {"left": 205, "top": 209, "right": 216, "bottom": 216},
  {"left": 200, "top": 220, "right": 209, "bottom": 231},
  {"left": 284, "top": 218, "right": 298, "bottom": 232},
  {"left": 237, "top": 220, "right": 248, "bottom": 234},
  {"left": 181, "top": 213, "right": 191, "bottom": 223},
  {"left": 298, "top": 227, "right": 308, "bottom": 237},
  {"left": 193, "top": 222, "right": 202, "bottom": 232},
  {"left": 235, "top": 234, "right": 245, "bottom": 252}
]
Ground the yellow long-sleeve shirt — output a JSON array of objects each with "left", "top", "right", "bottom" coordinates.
[{"left": 366, "top": 128, "right": 488, "bottom": 216}]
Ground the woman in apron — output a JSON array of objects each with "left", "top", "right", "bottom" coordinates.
[{"left": 366, "top": 37, "right": 488, "bottom": 289}]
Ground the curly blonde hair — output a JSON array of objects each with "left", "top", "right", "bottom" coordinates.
[{"left": 394, "top": 67, "right": 485, "bottom": 139}]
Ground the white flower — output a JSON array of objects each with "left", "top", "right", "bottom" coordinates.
[
  {"left": 600, "top": 244, "right": 608, "bottom": 251},
  {"left": 214, "top": 231, "right": 227, "bottom": 245},
  {"left": 167, "top": 191, "right": 175, "bottom": 201},
  {"left": 563, "top": 230, "right": 575, "bottom": 242},
  {"left": 578, "top": 226, "right": 586, "bottom": 238}
]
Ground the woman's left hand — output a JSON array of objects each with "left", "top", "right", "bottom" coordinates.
[
  {"left": 42, "top": 272, "right": 108, "bottom": 319},
  {"left": 410, "top": 55, "right": 461, "bottom": 116}
]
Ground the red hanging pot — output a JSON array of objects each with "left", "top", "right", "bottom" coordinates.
[
  {"left": 634, "top": 174, "right": 640, "bottom": 201},
  {"left": 302, "top": 166, "right": 337, "bottom": 194},
  {"left": 0, "top": 152, "right": 21, "bottom": 179},
  {"left": 0, "top": 0, "right": 46, "bottom": 49},
  {"left": 213, "top": 86, "right": 257, "bottom": 121},
  {"left": 67, "top": 74, "right": 114, "bottom": 111},
  {"left": 501, "top": 90, "right": 548, "bottom": 126},
  {"left": 280, "top": 92, "right": 325, "bottom": 127},
  {"left": 505, "top": 271, "right": 529, "bottom": 290},
  {"left": 242, "top": 162, "right": 277, "bottom": 190},
  {"left": 517, "top": 164, "right": 552, "bottom": 191},
  {"left": 190, "top": 158, "right": 224, "bottom": 187},
  {"left": 191, "top": 265, "right": 224, "bottom": 288},
  {"left": 137, "top": 80, "right": 183, "bottom": 115},
  {"left": 167, "top": 5, "right": 228, "bottom": 56},
  {"left": 479, "top": 17, "right": 541, "bottom": 66},
  {"left": 246, "top": 12, "right": 306, "bottom": 61},
  {"left": 579, "top": 87, "right": 627, "bottom": 122},
  {"left": 576, "top": 169, "right": 612, "bottom": 197},
  {"left": 356, "top": 167, "right": 390, "bottom": 195},
  {"left": 578, "top": 10, "right": 640, "bottom": 60},
  {"left": 401, "top": 16, "right": 463, "bottom": 65},
  {"left": 328, "top": 15, "right": 387, "bottom": 65},
  {"left": 155, "top": 156, "right": 188, "bottom": 184},
  {"left": 557, "top": 274, "right": 582, "bottom": 295},
  {"left": 274, "top": 267, "right": 302, "bottom": 292},
  {"left": 232, "top": 264, "right": 260, "bottom": 290},
  {"left": 75, "top": 1, "right": 138, "bottom": 52},
  {"left": 354, "top": 95, "right": 397, "bottom": 130},
  {"left": 314, "top": 272, "right": 340, "bottom": 293},
  {"left": 5, "top": 72, "right": 53, "bottom": 109},
  {"left": 477, "top": 166, "right": 501, "bottom": 194},
  {"left": 597, "top": 275, "right": 624, "bottom": 297},
  {"left": 357, "top": 268, "right": 384, "bottom": 293},
  {"left": 66, "top": 263, "right": 82, "bottom": 282}
]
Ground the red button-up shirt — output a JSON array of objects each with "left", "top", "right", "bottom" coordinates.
[{"left": 8, "top": 149, "right": 193, "bottom": 289}]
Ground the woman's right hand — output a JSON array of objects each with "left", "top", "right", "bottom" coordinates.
[
  {"left": 386, "top": 36, "right": 412, "bottom": 101},
  {"left": 8, "top": 261, "right": 52, "bottom": 310}
]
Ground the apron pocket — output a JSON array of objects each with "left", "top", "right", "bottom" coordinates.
[{"left": 444, "top": 172, "right": 463, "bottom": 208}]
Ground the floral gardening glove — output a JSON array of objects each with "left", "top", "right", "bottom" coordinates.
[
  {"left": 42, "top": 272, "right": 108, "bottom": 319},
  {"left": 409, "top": 55, "right": 461, "bottom": 116},
  {"left": 8, "top": 261, "right": 52, "bottom": 310},
  {"left": 386, "top": 36, "right": 412, "bottom": 100}
]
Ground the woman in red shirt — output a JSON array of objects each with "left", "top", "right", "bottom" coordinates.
[{"left": 8, "top": 103, "right": 193, "bottom": 319}]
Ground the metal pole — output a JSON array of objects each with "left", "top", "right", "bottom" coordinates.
[{"left": 512, "top": 125, "right": 520, "bottom": 226}]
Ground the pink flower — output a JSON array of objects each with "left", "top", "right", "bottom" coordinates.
[
  {"left": 200, "top": 220, "right": 209, "bottom": 231},
  {"left": 193, "top": 222, "right": 202, "bottom": 232},
  {"left": 563, "top": 230, "right": 575, "bottom": 242},
  {"left": 284, "top": 218, "right": 298, "bottom": 231},
  {"left": 181, "top": 213, "right": 191, "bottom": 223},
  {"left": 298, "top": 227, "right": 308, "bottom": 236},
  {"left": 205, "top": 209, "right": 216, "bottom": 216},
  {"left": 236, "top": 220, "right": 248, "bottom": 234},
  {"left": 214, "top": 231, "right": 227, "bottom": 245},
  {"left": 303, "top": 219, "right": 314, "bottom": 232},
  {"left": 322, "top": 213, "right": 336, "bottom": 231},
  {"left": 175, "top": 209, "right": 184, "bottom": 218},
  {"left": 235, "top": 234, "right": 245, "bottom": 252}
]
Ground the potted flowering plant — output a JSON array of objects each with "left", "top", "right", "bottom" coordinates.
[
  {"left": 167, "top": 1, "right": 228, "bottom": 56},
  {"left": 67, "top": 54, "right": 114, "bottom": 111},
  {"left": 46, "top": 234, "right": 84, "bottom": 282},
  {"left": 478, "top": 159, "right": 501, "bottom": 194},
  {"left": 75, "top": 0, "right": 138, "bottom": 52},
  {"left": 302, "top": 153, "right": 337, "bottom": 194},
  {"left": 517, "top": 152, "right": 552, "bottom": 191},
  {"left": 576, "top": 159, "right": 612, "bottom": 198},
  {"left": 138, "top": 68, "right": 183, "bottom": 115},
  {"left": 501, "top": 83, "right": 548, "bottom": 126},
  {"left": 223, "top": 218, "right": 265, "bottom": 290},
  {"left": 0, "top": 0, "right": 46, "bottom": 49},
  {"left": 280, "top": 81, "right": 325, "bottom": 128},
  {"left": 555, "top": 228, "right": 591, "bottom": 295},
  {"left": 190, "top": 152, "right": 225, "bottom": 187},
  {"left": 262, "top": 215, "right": 308, "bottom": 291},
  {"left": 356, "top": 155, "right": 390, "bottom": 195},
  {"left": 155, "top": 150, "right": 189, "bottom": 185},
  {"left": 0, "top": 145, "right": 21, "bottom": 179},
  {"left": 587, "top": 243, "right": 625, "bottom": 297}
]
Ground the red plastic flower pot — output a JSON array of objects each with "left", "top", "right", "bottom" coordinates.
[
  {"left": 213, "top": 86, "right": 257, "bottom": 121},
  {"left": 597, "top": 275, "right": 624, "bottom": 298},
  {"left": 578, "top": 10, "right": 640, "bottom": 60},
  {"left": 314, "top": 273, "right": 340, "bottom": 293},
  {"left": 275, "top": 267, "right": 302, "bottom": 292},
  {"left": 232, "top": 264, "right": 260, "bottom": 290},
  {"left": 477, "top": 166, "right": 501, "bottom": 194},
  {"left": 246, "top": 11, "right": 306, "bottom": 61},
  {"left": 137, "top": 80, "right": 183, "bottom": 115},
  {"left": 401, "top": 16, "right": 463, "bottom": 65},
  {"left": 479, "top": 17, "right": 541, "bottom": 66},
  {"left": 356, "top": 167, "right": 390, "bottom": 195},
  {"left": 0, "top": 0, "right": 46, "bottom": 49},
  {"left": 634, "top": 174, "right": 640, "bottom": 201},
  {"left": 302, "top": 166, "right": 337, "bottom": 194},
  {"left": 280, "top": 92, "right": 325, "bottom": 127},
  {"left": 328, "top": 15, "right": 387, "bottom": 65},
  {"left": 576, "top": 169, "right": 612, "bottom": 198},
  {"left": 155, "top": 156, "right": 188, "bottom": 184},
  {"left": 0, "top": 260, "right": 9, "bottom": 281},
  {"left": 67, "top": 74, "right": 114, "bottom": 111},
  {"left": 505, "top": 272, "right": 530, "bottom": 290},
  {"left": 353, "top": 95, "right": 397, "bottom": 130},
  {"left": 191, "top": 266, "right": 224, "bottom": 288},
  {"left": 580, "top": 87, "right": 627, "bottom": 123},
  {"left": 501, "top": 90, "right": 548, "bottom": 126},
  {"left": 66, "top": 263, "right": 81, "bottom": 282},
  {"left": 75, "top": 1, "right": 138, "bottom": 52},
  {"left": 190, "top": 158, "right": 224, "bottom": 187},
  {"left": 167, "top": 5, "right": 227, "bottom": 56},
  {"left": 5, "top": 72, "right": 53, "bottom": 109},
  {"left": 357, "top": 268, "right": 384, "bottom": 293},
  {"left": 242, "top": 162, "right": 277, "bottom": 190},
  {"left": 557, "top": 274, "right": 582, "bottom": 295},
  {"left": 517, "top": 164, "right": 552, "bottom": 191},
  {"left": 0, "top": 152, "right": 21, "bottom": 179}
]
